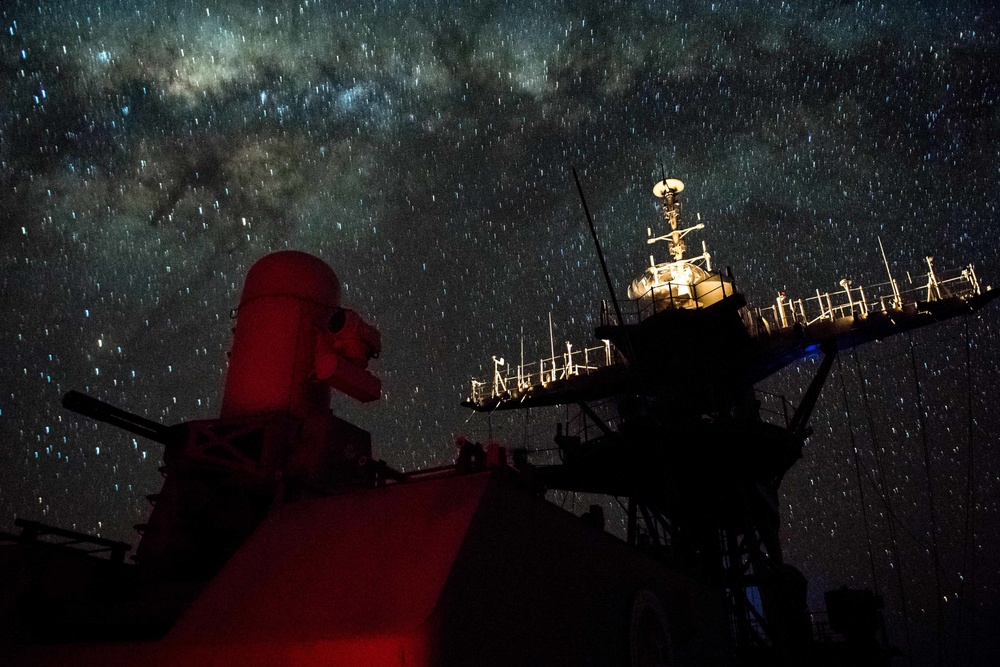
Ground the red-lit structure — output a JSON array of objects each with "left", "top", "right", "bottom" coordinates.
[
  {"left": 221, "top": 250, "right": 380, "bottom": 419},
  {"left": 0, "top": 249, "right": 727, "bottom": 666}
]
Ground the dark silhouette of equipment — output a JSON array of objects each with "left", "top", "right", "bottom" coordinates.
[
  {"left": 0, "top": 250, "right": 729, "bottom": 666},
  {"left": 462, "top": 177, "right": 997, "bottom": 665},
  {"left": 0, "top": 183, "right": 995, "bottom": 666}
]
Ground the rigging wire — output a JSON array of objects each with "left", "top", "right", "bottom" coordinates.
[
  {"left": 830, "top": 362, "right": 929, "bottom": 549},
  {"left": 853, "top": 445, "right": 928, "bottom": 549},
  {"left": 955, "top": 314, "right": 977, "bottom": 664},
  {"left": 832, "top": 364, "right": 928, "bottom": 552},
  {"left": 907, "top": 330, "right": 946, "bottom": 666},
  {"left": 852, "top": 349, "right": 914, "bottom": 665},
  {"left": 836, "top": 355, "right": 879, "bottom": 596}
]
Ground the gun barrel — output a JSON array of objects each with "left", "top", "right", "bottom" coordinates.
[{"left": 62, "top": 390, "right": 178, "bottom": 446}]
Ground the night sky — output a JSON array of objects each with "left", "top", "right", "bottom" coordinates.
[{"left": 2, "top": 0, "right": 998, "bottom": 664}]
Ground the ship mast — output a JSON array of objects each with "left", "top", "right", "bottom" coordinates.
[{"left": 647, "top": 178, "right": 704, "bottom": 265}]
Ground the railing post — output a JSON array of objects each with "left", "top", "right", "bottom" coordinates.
[
  {"left": 926, "top": 256, "right": 941, "bottom": 301},
  {"left": 840, "top": 279, "right": 854, "bottom": 316},
  {"left": 968, "top": 265, "right": 981, "bottom": 294}
]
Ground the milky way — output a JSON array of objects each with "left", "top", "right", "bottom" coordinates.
[{"left": 2, "top": 1, "right": 999, "bottom": 664}]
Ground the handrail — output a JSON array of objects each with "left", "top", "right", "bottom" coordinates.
[
  {"left": 1, "top": 518, "right": 132, "bottom": 563},
  {"left": 604, "top": 269, "right": 736, "bottom": 326},
  {"left": 471, "top": 340, "right": 615, "bottom": 405},
  {"left": 753, "top": 265, "right": 979, "bottom": 335},
  {"left": 468, "top": 263, "right": 982, "bottom": 405}
]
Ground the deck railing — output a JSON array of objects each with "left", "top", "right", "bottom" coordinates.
[
  {"left": 600, "top": 268, "right": 738, "bottom": 327},
  {"left": 469, "top": 340, "right": 616, "bottom": 405},
  {"left": 752, "top": 265, "right": 980, "bottom": 335},
  {"left": 469, "top": 263, "right": 981, "bottom": 405}
]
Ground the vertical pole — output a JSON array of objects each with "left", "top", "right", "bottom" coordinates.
[
  {"left": 968, "top": 265, "right": 981, "bottom": 294},
  {"left": 548, "top": 311, "right": 556, "bottom": 382},
  {"left": 548, "top": 311, "right": 555, "bottom": 361},
  {"left": 572, "top": 167, "right": 638, "bottom": 363},
  {"left": 879, "top": 236, "right": 902, "bottom": 307},
  {"left": 519, "top": 325, "right": 525, "bottom": 389},
  {"left": 841, "top": 279, "right": 855, "bottom": 315},
  {"left": 926, "top": 256, "right": 941, "bottom": 300}
]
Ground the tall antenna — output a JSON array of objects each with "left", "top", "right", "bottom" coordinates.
[
  {"left": 572, "top": 168, "right": 635, "bottom": 364},
  {"left": 878, "top": 236, "right": 902, "bottom": 308},
  {"left": 646, "top": 178, "right": 705, "bottom": 265},
  {"left": 548, "top": 311, "right": 555, "bottom": 361},
  {"left": 572, "top": 169, "right": 627, "bottom": 330},
  {"left": 519, "top": 325, "right": 525, "bottom": 389},
  {"left": 655, "top": 177, "right": 686, "bottom": 261}
]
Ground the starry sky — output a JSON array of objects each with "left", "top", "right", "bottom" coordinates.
[{"left": 1, "top": 0, "right": 998, "bottom": 663}]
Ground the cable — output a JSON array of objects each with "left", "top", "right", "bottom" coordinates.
[
  {"left": 955, "top": 314, "right": 977, "bottom": 665},
  {"left": 834, "top": 356, "right": 929, "bottom": 549},
  {"left": 836, "top": 355, "right": 879, "bottom": 596},
  {"left": 907, "top": 330, "right": 945, "bottom": 666},
  {"left": 852, "top": 349, "right": 914, "bottom": 665},
  {"left": 854, "top": 447, "right": 928, "bottom": 550}
]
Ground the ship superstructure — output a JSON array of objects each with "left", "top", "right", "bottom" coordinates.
[
  {"left": 0, "top": 178, "right": 994, "bottom": 667},
  {"left": 627, "top": 177, "right": 727, "bottom": 312},
  {"left": 0, "top": 250, "right": 730, "bottom": 667},
  {"left": 469, "top": 179, "right": 988, "bottom": 412},
  {"left": 464, "top": 177, "right": 997, "bottom": 665}
]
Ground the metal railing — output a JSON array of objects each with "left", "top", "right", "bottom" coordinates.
[
  {"left": 468, "top": 262, "right": 982, "bottom": 405},
  {"left": 469, "top": 340, "right": 616, "bottom": 405},
  {"left": 752, "top": 264, "right": 980, "bottom": 335},
  {"left": 601, "top": 268, "right": 738, "bottom": 327},
  {"left": 0, "top": 518, "right": 132, "bottom": 563}
]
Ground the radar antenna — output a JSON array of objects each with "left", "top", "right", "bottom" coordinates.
[{"left": 649, "top": 178, "right": 703, "bottom": 262}]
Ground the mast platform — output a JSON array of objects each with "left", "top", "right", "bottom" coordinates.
[{"left": 466, "top": 246, "right": 994, "bottom": 412}]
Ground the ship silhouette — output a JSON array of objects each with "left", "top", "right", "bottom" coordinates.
[{"left": 2, "top": 177, "right": 995, "bottom": 666}]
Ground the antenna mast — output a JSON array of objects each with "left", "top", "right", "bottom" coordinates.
[
  {"left": 878, "top": 236, "right": 902, "bottom": 308},
  {"left": 647, "top": 178, "right": 705, "bottom": 264},
  {"left": 572, "top": 168, "right": 627, "bottom": 331}
]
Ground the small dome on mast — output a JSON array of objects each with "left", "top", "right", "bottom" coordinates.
[{"left": 653, "top": 178, "right": 685, "bottom": 198}]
